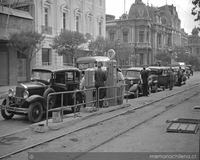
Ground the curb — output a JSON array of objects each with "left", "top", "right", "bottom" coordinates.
[{"left": 30, "top": 103, "right": 132, "bottom": 132}]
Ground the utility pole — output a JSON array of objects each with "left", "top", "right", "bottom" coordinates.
[{"left": 124, "top": 0, "right": 126, "bottom": 13}]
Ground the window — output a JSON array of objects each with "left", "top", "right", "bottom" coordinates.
[
  {"left": 157, "top": 33, "right": 161, "bottom": 45},
  {"left": 123, "top": 33, "right": 128, "bottom": 42},
  {"left": 44, "top": 8, "right": 48, "bottom": 31},
  {"left": 55, "top": 72, "right": 65, "bottom": 84},
  {"left": 99, "top": 21, "right": 102, "bottom": 36},
  {"left": 140, "top": 53, "right": 143, "bottom": 65},
  {"left": 146, "top": 31, "right": 149, "bottom": 42},
  {"left": 63, "top": 12, "right": 66, "bottom": 29},
  {"left": 139, "top": 31, "right": 144, "bottom": 42},
  {"left": 42, "top": 48, "right": 51, "bottom": 65},
  {"left": 75, "top": 16, "right": 79, "bottom": 32},
  {"left": 110, "top": 33, "right": 115, "bottom": 41}
]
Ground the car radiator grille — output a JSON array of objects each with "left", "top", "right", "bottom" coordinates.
[{"left": 15, "top": 86, "right": 24, "bottom": 98}]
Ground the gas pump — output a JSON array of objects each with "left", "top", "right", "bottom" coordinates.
[
  {"left": 106, "top": 49, "right": 118, "bottom": 106},
  {"left": 84, "top": 68, "right": 95, "bottom": 107}
]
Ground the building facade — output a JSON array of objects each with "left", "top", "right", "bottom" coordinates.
[
  {"left": 2, "top": 0, "right": 106, "bottom": 84},
  {"left": 0, "top": 5, "right": 34, "bottom": 85},
  {"left": 106, "top": 0, "right": 187, "bottom": 66},
  {"left": 188, "top": 27, "right": 200, "bottom": 56}
]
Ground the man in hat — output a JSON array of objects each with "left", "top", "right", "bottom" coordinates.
[
  {"left": 95, "top": 62, "right": 107, "bottom": 108},
  {"left": 140, "top": 66, "right": 149, "bottom": 96},
  {"left": 117, "top": 68, "right": 125, "bottom": 105}
]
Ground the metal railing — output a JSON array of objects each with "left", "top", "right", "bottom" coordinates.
[{"left": 45, "top": 84, "right": 128, "bottom": 126}]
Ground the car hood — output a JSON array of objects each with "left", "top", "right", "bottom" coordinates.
[
  {"left": 20, "top": 81, "right": 47, "bottom": 89},
  {"left": 15, "top": 82, "right": 47, "bottom": 97}
]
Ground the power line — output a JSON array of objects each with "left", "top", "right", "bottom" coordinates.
[{"left": 171, "top": 0, "right": 194, "bottom": 19}]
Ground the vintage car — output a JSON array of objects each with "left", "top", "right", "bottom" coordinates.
[
  {"left": 0, "top": 65, "right": 83, "bottom": 123},
  {"left": 171, "top": 66, "right": 187, "bottom": 86},
  {"left": 147, "top": 66, "right": 170, "bottom": 91},
  {"left": 124, "top": 67, "right": 152, "bottom": 98}
]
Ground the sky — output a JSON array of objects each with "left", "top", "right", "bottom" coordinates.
[{"left": 105, "top": 0, "right": 199, "bottom": 35}]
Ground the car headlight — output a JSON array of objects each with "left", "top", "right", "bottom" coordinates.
[
  {"left": 23, "top": 90, "right": 29, "bottom": 99},
  {"left": 130, "top": 80, "right": 133, "bottom": 85},
  {"left": 8, "top": 89, "right": 14, "bottom": 97}
]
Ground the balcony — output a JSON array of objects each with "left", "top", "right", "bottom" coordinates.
[
  {"left": 41, "top": 25, "right": 52, "bottom": 35},
  {"left": 135, "top": 42, "right": 152, "bottom": 49}
]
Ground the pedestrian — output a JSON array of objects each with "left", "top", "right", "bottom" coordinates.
[
  {"left": 177, "top": 66, "right": 182, "bottom": 86},
  {"left": 95, "top": 62, "right": 107, "bottom": 108},
  {"left": 141, "top": 67, "right": 149, "bottom": 96},
  {"left": 168, "top": 67, "right": 174, "bottom": 90},
  {"left": 117, "top": 68, "right": 125, "bottom": 105}
]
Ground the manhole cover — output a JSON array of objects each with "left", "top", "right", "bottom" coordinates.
[{"left": 166, "top": 118, "right": 200, "bottom": 134}]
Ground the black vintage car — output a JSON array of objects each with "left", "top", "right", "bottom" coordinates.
[
  {"left": 0, "top": 65, "right": 83, "bottom": 123},
  {"left": 147, "top": 66, "right": 170, "bottom": 91},
  {"left": 124, "top": 67, "right": 152, "bottom": 98}
]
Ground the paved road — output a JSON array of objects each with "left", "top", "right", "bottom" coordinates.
[{"left": 0, "top": 72, "right": 199, "bottom": 137}]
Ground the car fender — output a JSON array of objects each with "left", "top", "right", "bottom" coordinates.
[
  {"left": 129, "top": 84, "right": 138, "bottom": 92},
  {"left": 26, "top": 95, "right": 45, "bottom": 107}
]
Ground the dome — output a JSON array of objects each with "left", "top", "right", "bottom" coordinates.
[
  {"left": 192, "top": 27, "right": 199, "bottom": 35},
  {"left": 128, "top": 0, "right": 149, "bottom": 19}
]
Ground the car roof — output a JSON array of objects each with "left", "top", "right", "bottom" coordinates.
[
  {"left": 126, "top": 67, "right": 150, "bottom": 71},
  {"left": 76, "top": 56, "right": 110, "bottom": 63},
  {"left": 147, "top": 66, "right": 168, "bottom": 70},
  {"left": 32, "top": 65, "right": 81, "bottom": 73}
]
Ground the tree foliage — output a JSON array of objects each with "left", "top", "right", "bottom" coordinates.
[
  {"left": 192, "top": 0, "right": 200, "bottom": 22},
  {"left": 154, "top": 51, "right": 171, "bottom": 66},
  {"left": 8, "top": 30, "right": 45, "bottom": 61},
  {"left": 51, "top": 30, "right": 86, "bottom": 59},
  {"left": 88, "top": 36, "right": 112, "bottom": 56}
]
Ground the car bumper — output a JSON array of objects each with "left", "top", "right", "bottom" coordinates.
[{"left": 0, "top": 104, "right": 28, "bottom": 114}]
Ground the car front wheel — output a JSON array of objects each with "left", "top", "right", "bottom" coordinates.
[
  {"left": 1, "top": 99, "right": 14, "bottom": 120},
  {"left": 28, "top": 102, "right": 43, "bottom": 123}
]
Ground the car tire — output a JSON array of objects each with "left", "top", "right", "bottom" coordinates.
[
  {"left": 43, "top": 88, "right": 56, "bottom": 110},
  {"left": 71, "top": 94, "right": 82, "bottom": 112},
  {"left": 1, "top": 99, "right": 14, "bottom": 120},
  {"left": 28, "top": 101, "right": 43, "bottom": 123}
]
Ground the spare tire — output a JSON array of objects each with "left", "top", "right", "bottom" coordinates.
[{"left": 43, "top": 88, "right": 56, "bottom": 110}]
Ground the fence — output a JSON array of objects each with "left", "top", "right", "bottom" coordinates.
[{"left": 46, "top": 84, "right": 128, "bottom": 126}]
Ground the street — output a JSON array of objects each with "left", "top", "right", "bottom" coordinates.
[{"left": 0, "top": 72, "right": 199, "bottom": 160}]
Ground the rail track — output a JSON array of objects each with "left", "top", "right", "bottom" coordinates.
[{"left": 0, "top": 83, "right": 200, "bottom": 160}]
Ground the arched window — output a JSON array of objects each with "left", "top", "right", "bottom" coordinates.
[
  {"left": 42, "top": 0, "right": 53, "bottom": 35},
  {"left": 98, "top": 15, "right": 103, "bottom": 36},
  {"left": 86, "top": 11, "right": 93, "bottom": 34},
  {"left": 61, "top": 3, "right": 70, "bottom": 30},
  {"left": 75, "top": 8, "right": 82, "bottom": 32}
]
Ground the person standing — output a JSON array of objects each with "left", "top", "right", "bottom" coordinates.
[
  {"left": 141, "top": 67, "right": 149, "bottom": 96},
  {"left": 177, "top": 67, "right": 182, "bottom": 86},
  {"left": 95, "top": 62, "right": 107, "bottom": 108},
  {"left": 117, "top": 68, "right": 125, "bottom": 105},
  {"left": 168, "top": 67, "right": 174, "bottom": 90}
]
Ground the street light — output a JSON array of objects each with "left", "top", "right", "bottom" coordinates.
[{"left": 115, "top": 39, "right": 120, "bottom": 66}]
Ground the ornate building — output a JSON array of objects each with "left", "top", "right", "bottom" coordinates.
[
  {"left": 106, "top": 0, "right": 187, "bottom": 66},
  {"left": 1, "top": 0, "right": 106, "bottom": 84},
  {"left": 188, "top": 26, "right": 200, "bottom": 56}
]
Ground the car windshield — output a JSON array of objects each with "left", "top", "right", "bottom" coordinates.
[
  {"left": 126, "top": 71, "right": 141, "bottom": 77},
  {"left": 31, "top": 71, "right": 52, "bottom": 82}
]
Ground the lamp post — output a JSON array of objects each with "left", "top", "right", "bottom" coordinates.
[{"left": 115, "top": 39, "right": 120, "bottom": 66}]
